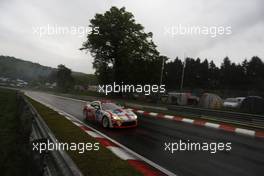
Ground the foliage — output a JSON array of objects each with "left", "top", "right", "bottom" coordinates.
[
  {"left": 56, "top": 64, "right": 74, "bottom": 92},
  {"left": 0, "top": 55, "right": 97, "bottom": 85},
  {"left": 0, "top": 88, "right": 32, "bottom": 176},
  {"left": 72, "top": 72, "right": 98, "bottom": 85},
  {"left": 164, "top": 56, "right": 264, "bottom": 91},
  {"left": 0, "top": 55, "right": 54, "bottom": 81},
  {"left": 81, "top": 6, "right": 162, "bottom": 84}
]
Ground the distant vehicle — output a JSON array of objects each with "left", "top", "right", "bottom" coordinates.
[
  {"left": 83, "top": 100, "right": 138, "bottom": 128},
  {"left": 240, "top": 96, "right": 264, "bottom": 114},
  {"left": 223, "top": 97, "right": 245, "bottom": 108}
]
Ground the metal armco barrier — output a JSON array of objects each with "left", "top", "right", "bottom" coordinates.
[
  {"left": 20, "top": 93, "right": 83, "bottom": 176},
  {"left": 167, "top": 105, "right": 264, "bottom": 129}
]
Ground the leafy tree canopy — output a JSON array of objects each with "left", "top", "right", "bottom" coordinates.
[
  {"left": 81, "top": 6, "right": 162, "bottom": 84},
  {"left": 56, "top": 64, "right": 74, "bottom": 92}
]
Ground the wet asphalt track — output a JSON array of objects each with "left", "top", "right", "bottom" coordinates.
[{"left": 26, "top": 91, "right": 264, "bottom": 176}]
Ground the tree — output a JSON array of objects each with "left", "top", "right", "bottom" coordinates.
[
  {"left": 246, "top": 56, "right": 264, "bottom": 90},
  {"left": 163, "top": 55, "right": 264, "bottom": 92},
  {"left": 219, "top": 57, "right": 247, "bottom": 89},
  {"left": 81, "top": 7, "right": 160, "bottom": 84},
  {"left": 184, "top": 57, "right": 201, "bottom": 89},
  {"left": 56, "top": 65, "right": 74, "bottom": 92},
  {"left": 208, "top": 60, "right": 220, "bottom": 89},
  {"left": 164, "top": 57, "right": 183, "bottom": 89},
  {"left": 198, "top": 59, "right": 209, "bottom": 88},
  {"left": 220, "top": 57, "right": 232, "bottom": 88}
]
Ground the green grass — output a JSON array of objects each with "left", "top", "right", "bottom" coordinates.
[
  {"left": 28, "top": 98, "right": 142, "bottom": 176},
  {"left": 0, "top": 88, "right": 31, "bottom": 176}
]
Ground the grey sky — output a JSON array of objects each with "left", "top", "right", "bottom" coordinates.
[{"left": 0, "top": 0, "right": 263, "bottom": 73}]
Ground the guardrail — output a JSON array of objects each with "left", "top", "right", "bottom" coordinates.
[
  {"left": 20, "top": 93, "right": 83, "bottom": 176},
  {"left": 167, "top": 105, "right": 264, "bottom": 129}
]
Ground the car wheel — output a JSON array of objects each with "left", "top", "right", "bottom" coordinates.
[{"left": 102, "top": 116, "right": 109, "bottom": 128}]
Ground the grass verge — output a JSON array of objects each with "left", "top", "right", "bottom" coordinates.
[
  {"left": 0, "top": 88, "right": 32, "bottom": 176},
  {"left": 27, "top": 97, "right": 142, "bottom": 176}
]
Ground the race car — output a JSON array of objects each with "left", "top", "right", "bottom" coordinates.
[{"left": 83, "top": 100, "right": 138, "bottom": 128}]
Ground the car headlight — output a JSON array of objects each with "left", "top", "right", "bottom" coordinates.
[
  {"left": 112, "top": 114, "right": 121, "bottom": 120},
  {"left": 127, "top": 112, "right": 137, "bottom": 119}
]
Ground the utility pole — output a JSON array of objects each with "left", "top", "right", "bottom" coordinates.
[
  {"left": 159, "top": 57, "right": 165, "bottom": 86},
  {"left": 180, "top": 53, "right": 186, "bottom": 91}
]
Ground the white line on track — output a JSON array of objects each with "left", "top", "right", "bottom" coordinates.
[
  {"left": 235, "top": 128, "right": 255, "bottom": 137},
  {"left": 85, "top": 131, "right": 104, "bottom": 138},
  {"left": 182, "top": 118, "right": 194, "bottom": 124},
  {"left": 164, "top": 115, "right": 174, "bottom": 119},
  {"left": 205, "top": 122, "right": 220, "bottom": 129},
  {"left": 149, "top": 112, "right": 158, "bottom": 116},
  {"left": 136, "top": 110, "right": 145, "bottom": 114},
  {"left": 107, "top": 146, "right": 136, "bottom": 160}
]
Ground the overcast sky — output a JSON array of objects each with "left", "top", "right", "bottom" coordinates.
[{"left": 0, "top": 0, "right": 263, "bottom": 73}]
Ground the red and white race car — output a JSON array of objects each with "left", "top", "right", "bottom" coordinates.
[{"left": 83, "top": 100, "right": 138, "bottom": 128}]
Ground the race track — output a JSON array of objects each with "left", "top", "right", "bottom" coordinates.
[{"left": 26, "top": 91, "right": 264, "bottom": 176}]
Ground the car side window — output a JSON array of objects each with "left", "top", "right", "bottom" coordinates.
[{"left": 91, "top": 102, "right": 100, "bottom": 110}]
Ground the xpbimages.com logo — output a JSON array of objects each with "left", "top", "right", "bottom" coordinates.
[
  {"left": 32, "top": 140, "right": 100, "bottom": 154},
  {"left": 32, "top": 24, "right": 99, "bottom": 37},
  {"left": 98, "top": 82, "right": 166, "bottom": 95},
  {"left": 164, "top": 24, "right": 232, "bottom": 38},
  {"left": 164, "top": 140, "right": 232, "bottom": 154}
]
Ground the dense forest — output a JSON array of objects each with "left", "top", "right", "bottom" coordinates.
[
  {"left": 1, "top": 55, "right": 263, "bottom": 93},
  {"left": 164, "top": 56, "right": 264, "bottom": 92},
  {"left": 0, "top": 56, "right": 54, "bottom": 81},
  {"left": 0, "top": 56, "right": 97, "bottom": 85}
]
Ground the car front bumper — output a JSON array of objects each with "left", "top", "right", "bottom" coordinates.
[{"left": 111, "top": 119, "right": 138, "bottom": 128}]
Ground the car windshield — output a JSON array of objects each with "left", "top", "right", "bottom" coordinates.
[{"left": 102, "top": 103, "right": 120, "bottom": 110}]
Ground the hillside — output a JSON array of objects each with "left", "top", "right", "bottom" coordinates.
[{"left": 0, "top": 55, "right": 97, "bottom": 84}]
